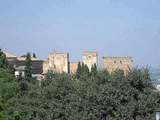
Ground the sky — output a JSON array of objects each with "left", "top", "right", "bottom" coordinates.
[{"left": 0, "top": 0, "right": 160, "bottom": 67}]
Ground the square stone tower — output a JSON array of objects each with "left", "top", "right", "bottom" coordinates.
[
  {"left": 102, "top": 56, "right": 133, "bottom": 74},
  {"left": 43, "top": 52, "right": 69, "bottom": 74},
  {"left": 82, "top": 51, "right": 98, "bottom": 71}
]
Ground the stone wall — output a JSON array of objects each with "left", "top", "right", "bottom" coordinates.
[
  {"left": 69, "top": 62, "right": 78, "bottom": 74},
  {"left": 43, "top": 52, "right": 69, "bottom": 74},
  {"left": 102, "top": 56, "right": 133, "bottom": 74},
  {"left": 5, "top": 51, "right": 134, "bottom": 75},
  {"left": 82, "top": 51, "right": 97, "bottom": 71},
  {"left": 43, "top": 51, "right": 133, "bottom": 75},
  {"left": 43, "top": 60, "right": 49, "bottom": 74}
]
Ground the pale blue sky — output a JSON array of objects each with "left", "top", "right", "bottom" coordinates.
[{"left": 0, "top": 0, "right": 160, "bottom": 67}]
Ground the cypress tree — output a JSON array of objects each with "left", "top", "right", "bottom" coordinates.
[
  {"left": 24, "top": 53, "right": 32, "bottom": 81},
  {"left": 81, "top": 62, "right": 85, "bottom": 71},
  {"left": 81, "top": 62, "right": 90, "bottom": 79},
  {"left": 0, "top": 49, "right": 8, "bottom": 68},
  {"left": 84, "top": 64, "right": 90, "bottom": 76},
  {"left": 33, "top": 53, "right": 37, "bottom": 58},
  {"left": 91, "top": 64, "right": 97, "bottom": 77},
  {"left": 76, "top": 62, "right": 81, "bottom": 79}
]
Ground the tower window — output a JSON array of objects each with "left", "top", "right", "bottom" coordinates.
[{"left": 88, "top": 56, "right": 92, "bottom": 59}]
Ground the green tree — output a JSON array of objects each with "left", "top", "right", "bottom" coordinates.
[
  {"left": 83, "top": 64, "right": 90, "bottom": 75},
  {"left": 95, "top": 70, "right": 110, "bottom": 85},
  {"left": 0, "top": 49, "right": 8, "bottom": 69},
  {"left": 91, "top": 64, "right": 97, "bottom": 77},
  {"left": 32, "top": 53, "right": 36, "bottom": 58},
  {"left": 0, "top": 68, "right": 17, "bottom": 120},
  {"left": 7, "top": 67, "right": 160, "bottom": 120},
  {"left": 24, "top": 53, "right": 32, "bottom": 81},
  {"left": 76, "top": 62, "right": 82, "bottom": 79},
  {"left": 80, "top": 63, "right": 90, "bottom": 80}
]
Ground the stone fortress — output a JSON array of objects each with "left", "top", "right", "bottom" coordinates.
[
  {"left": 43, "top": 52, "right": 69, "bottom": 74},
  {"left": 4, "top": 50, "right": 133, "bottom": 78},
  {"left": 43, "top": 51, "right": 133, "bottom": 74},
  {"left": 82, "top": 52, "right": 98, "bottom": 71},
  {"left": 102, "top": 56, "right": 133, "bottom": 74}
]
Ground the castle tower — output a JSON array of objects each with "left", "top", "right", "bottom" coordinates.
[
  {"left": 43, "top": 51, "right": 69, "bottom": 74},
  {"left": 82, "top": 51, "right": 98, "bottom": 71},
  {"left": 102, "top": 56, "right": 133, "bottom": 74}
]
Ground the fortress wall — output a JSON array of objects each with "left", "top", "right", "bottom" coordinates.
[
  {"left": 70, "top": 62, "right": 79, "bottom": 74},
  {"left": 102, "top": 57, "right": 133, "bottom": 74},
  {"left": 43, "top": 51, "right": 133, "bottom": 75},
  {"left": 43, "top": 61, "right": 49, "bottom": 74},
  {"left": 43, "top": 52, "right": 69, "bottom": 74},
  {"left": 82, "top": 52, "right": 98, "bottom": 71}
]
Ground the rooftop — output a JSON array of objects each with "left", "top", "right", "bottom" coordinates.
[
  {"left": 50, "top": 51, "right": 69, "bottom": 55},
  {"left": 82, "top": 51, "right": 97, "bottom": 55},
  {"left": 4, "top": 51, "right": 18, "bottom": 58},
  {"left": 17, "top": 57, "right": 39, "bottom": 61},
  {"left": 102, "top": 56, "right": 133, "bottom": 59}
]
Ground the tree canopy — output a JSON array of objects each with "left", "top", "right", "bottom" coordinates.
[
  {"left": 33, "top": 53, "right": 37, "bottom": 58},
  {"left": 4, "top": 68, "right": 160, "bottom": 120},
  {"left": 24, "top": 53, "right": 32, "bottom": 81},
  {"left": 0, "top": 49, "right": 160, "bottom": 120},
  {"left": 0, "top": 68, "right": 17, "bottom": 120},
  {"left": 0, "top": 49, "right": 8, "bottom": 69}
]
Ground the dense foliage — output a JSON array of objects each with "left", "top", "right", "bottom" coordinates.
[
  {"left": 0, "top": 50, "right": 160, "bottom": 120},
  {"left": 1, "top": 69, "right": 159, "bottom": 120},
  {"left": 0, "top": 49, "right": 8, "bottom": 69},
  {"left": 0, "top": 68, "right": 17, "bottom": 120}
]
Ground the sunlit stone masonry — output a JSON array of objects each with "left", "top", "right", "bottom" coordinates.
[
  {"left": 43, "top": 51, "right": 133, "bottom": 75},
  {"left": 102, "top": 56, "right": 133, "bottom": 74},
  {"left": 43, "top": 51, "right": 69, "bottom": 74},
  {"left": 82, "top": 51, "right": 98, "bottom": 71}
]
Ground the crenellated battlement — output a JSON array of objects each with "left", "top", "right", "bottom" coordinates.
[
  {"left": 43, "top": 51, "right": 133, "bottom": 74},
  {"left": 3, "top": 50, "right": 133, "bottom": 75}
]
